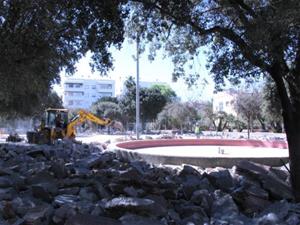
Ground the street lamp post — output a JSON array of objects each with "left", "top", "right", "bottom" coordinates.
[{"left": 136, "top": 35, "right": 140, "bottom": 140}]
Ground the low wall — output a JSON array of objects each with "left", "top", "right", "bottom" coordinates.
[{"left": 110, "top": 139, "right": 289, "bottom": 168}]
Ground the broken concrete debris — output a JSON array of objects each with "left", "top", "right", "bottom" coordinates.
[{"left": 0, "top": 141, "right": 298, "bottom": 225}]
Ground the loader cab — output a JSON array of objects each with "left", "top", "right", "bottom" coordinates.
[{"left": 45, "top": 109, "right": 69, "bottom": 129}]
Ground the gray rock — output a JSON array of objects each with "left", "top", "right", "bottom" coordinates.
[
  {"left": 11, "top": 218, "right": 25, "bottom": 225},
  {"left": 120, "top": 214, "right": 165, "bottom": 225},
  {"left": 76, "top": 200, "right": 95, "bottom": 214},
  {"left": 144, "top": 194, "right": 168, "bottom": 217},
  {"left": 23, "top": 204, "right": 53, "bottom": 225},
  {"left": 0, "top": 142, "right": 297, "bottom": 225},
  {"left": 259, "top": 200, "right": 290, "bottom": 221},
  {"left": 79, "top": 187, "right": 98, "bottom": 202},
  {"left": 91, "top": 204, "right": 105, "bottom": 216},
  {"left": 180, "top": 212, "right": 209, "bottom": 225},
  {"left": 286, "top": 214, "right": 300, "bottom": 225},
  {"left": 190, "top": 189, "right": 213, "bottom": 214},
  {"left": 179, "top": 164, "right": 202, "bottom": 176},
  {"left": 123, "top": 186, "right": 139, "bottom": 197},
  {"left": 105, "top": 197, "right": 155, "bottom": 217},
  {"left": 58, "top": 187, "right": 80, "bottom": 195},
  {"left": 81, "top": 152, "right": 114, "bottom": 169},
  {"left": 167, "top": 209, "right": 181, "bottom": 223},
  {"left": 31, "top": 182, "right": 57, "bottom": 199},
  {"left": 174, "top": 200, "right": 207, "bottom": 219},
  {"left": 0, "top": 177, "right": 12, "bottom": 188},
  {"left": 54, "top": 194, "right": 79, "bottom": 207},
  {"left": 232, "top": 184, "right": 271, "bottom": 215},
  {"left": 26, "top": 149, "right": 46, "bottom": 158},
  {"left": 206, "top": 168, "right": 234, "bottom": 192},
  {"left": 52, "top": 204, "right": 76, "bottom": 224},
  {"left": 72, "top": 167, "right": 92, "bottom": 176},
  {"left": 1, "top": 201, "right": 17, "bottom": 220},
  {"left": 236, "top": 161, "right": 293, "bottom": 200},
  {"left": 211, "top": 190, "right": 239, "bottom": 220},
  {"left": 50, "top": 160, "right": 68, "bottom": 178},
  {"left": 255, "top": 213, "right": 280, "bottom": 225},
  {"left": 0, "top": 188, "right": 15, "bottom": 201},
  {"left": 0, "top": 167, "right": 14, "bottom": 176},
  {"left": 65, "top": 214, "right": 122, "bottom": 225},
  {"left": 11, "top": 197, "right": 36, "bottom": 217},
  {"left": 93, "top": 181, "right": 110, "bottom": 199}
]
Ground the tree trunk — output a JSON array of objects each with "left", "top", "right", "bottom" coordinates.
[
  {"left": 271, "top": 66, "right": 300, "bottom": 201},
  {"left": 285, "top": 122, "right": 300, "bottom": 201},
  {"left": 247, "top": 117, "right": 250, "bottom": 139}
]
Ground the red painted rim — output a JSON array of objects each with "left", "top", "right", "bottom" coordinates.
[{"left": 116, "top": 139, "right": 288, "bottom": 150}]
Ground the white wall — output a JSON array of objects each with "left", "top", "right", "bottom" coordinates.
[
  {"left": 212, "top": 91, "right": 237, "bottom": 116},
  {"left": 63, "top": 78, "right": 115, "bottom": 109}
]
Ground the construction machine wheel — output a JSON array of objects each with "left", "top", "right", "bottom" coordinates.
[
  {"left": 27, "top": 131, "right": 38, "bottom": 144},
  {"left": 38, "top": 128, "right": 51, "bottom": 145},
  {"left": 27, "top": 129, "right": 51, "bottom": 145}
]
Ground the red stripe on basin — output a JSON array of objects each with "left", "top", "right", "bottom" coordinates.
[{"left": 116, "top": 139, "right": 288, "bottom": 150}]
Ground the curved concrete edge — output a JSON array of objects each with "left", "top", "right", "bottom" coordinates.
[
  {"left": 116, "top": 139, "right": 288, "bottom": 149},
  {"left": 108, "top": 139, "right": 289, "bottom": 168}
]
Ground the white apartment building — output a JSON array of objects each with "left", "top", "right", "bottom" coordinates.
[
  {"left": 212, "top": 89, "right": 237, "bottom": 116},
  {"left": 63, "top": 78, "right": 115, "bottom": 109}
]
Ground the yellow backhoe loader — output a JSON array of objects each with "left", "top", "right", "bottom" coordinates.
[{"left": 27, "top": 108, "right": 122, "bottom": 144}]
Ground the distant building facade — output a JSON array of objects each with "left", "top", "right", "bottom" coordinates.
[
  {"left": 212, "top": 89, "right": 237, "bottom": 116},
  {"left": 63, "top": 78, "right": 115, "bottom": 109}
]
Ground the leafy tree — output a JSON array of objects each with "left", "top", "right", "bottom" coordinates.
[
  {"left": 156, "top": 109, "right": 170, "bottom": 130},
  {"left": 0, "top": 0, "right": 126, "bottom": 116},
  {"left": 262, "top": 78, "right": 283, "bottom": 132},
  {"left": 157, "top": 102, "right": 198, "bottom": 133},
  {"left": 118, "top": 77, "right": 137, "bottom": 127},
  {"left": 41, "top": 91, "right": 63, "bottom": 110},
  {"left": 119, "top": 76, "right": 169, "bottom": 129},
  {"left": 127, "top": 0, "right": 300, "bottom": 200},
  {"left": 234, "top": 90, "right": 262, "bottom": 138},
  {"left": 97, "top": 96, "right": 119, "bottom": 104},
  {"left": 201, "top": 101, "right": 232, "bottom": 131},
  {"left": 140, "top": 86, "right": 167, "bottom": 129},
  {"left": 151, "top": 84, "right": 178, "bottom": 103},
  {"left": 91, "top": 101, "right": 122, "bottom": 121}
]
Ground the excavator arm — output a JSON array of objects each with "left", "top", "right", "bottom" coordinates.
[{"left": 66, "top": 110, "right": 112, "bottom": 138}]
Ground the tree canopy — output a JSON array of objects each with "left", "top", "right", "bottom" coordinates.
[
  {"left": 118, "top": 77, "right": 173, "bottom": 128},
  {"left": 0, "top": 0, "right": 126, "bottom": 115}
]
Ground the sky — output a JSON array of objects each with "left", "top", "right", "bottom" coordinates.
[{"left": 54, "top": 40, "right": 215, "bottom": 102}]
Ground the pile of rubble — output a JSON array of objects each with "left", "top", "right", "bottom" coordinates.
[{"left": 0, "top": 141, "right": 298, "bottom": 225}]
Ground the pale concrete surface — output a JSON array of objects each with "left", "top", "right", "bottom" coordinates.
[{"left": 133, "top": 146, "right": 289, "bottom": 158}]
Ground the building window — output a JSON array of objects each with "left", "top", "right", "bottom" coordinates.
[
  {"left": 98, "top": 84, "right": 112, "bottom": 89},
  {"left": 92, "top": 85, "right": 96, "bottom": 89},
  {"left": 73, "top": 92, "right": 84, "bottom": 96},
  {"left": 75, "top": 83, "right": 83, "bottom": 88},
  {"left": 219, "top": 102, "right": 224, "bottom": 111},
  {"left": 98, "top": 92, "right": 112, "bottom": 97},
  {"left": 68, "top": 100, "right": 73, "bottom": 105},
  {"left": 65, "top": 83, "right": 83, "bottom": 88},
  {"left": 65, "top": 91, "right": 83, "bottom": 96},
  {"left": 65, "top": 83, "right": 73, "bottom": 88}
]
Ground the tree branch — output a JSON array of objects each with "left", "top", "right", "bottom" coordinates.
[
  {"left": 294, "top": 34, "right": 300, "bottom": 75},
  {"left": 233, "top": 0, "right": 257, "bottom": 18},
  {"left": 133, "top": 0, "right": 270, "bottom": 72},
  {"left": 228, "top": 0, "right": 251, "bottom": 26}
]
